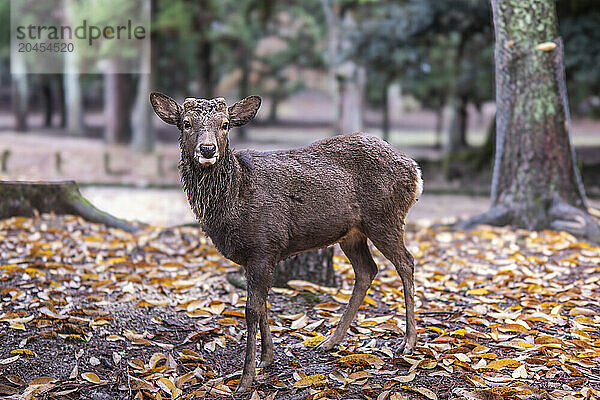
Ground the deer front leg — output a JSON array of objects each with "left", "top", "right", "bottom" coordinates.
[{"left": 237, "top": 262, "right": 273, "bottom": 392}]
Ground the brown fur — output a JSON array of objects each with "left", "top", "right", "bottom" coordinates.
[{"left": 150, "top": 92, "right": 421, "bottom": 392}]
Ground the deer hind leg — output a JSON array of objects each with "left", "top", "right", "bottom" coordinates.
[
  {"left": 258, "top": 304, "right": 274, "bottom": 367},
  {"left": 370, "top": 229, "right": 417, "bottom": 354},
  {"left": 318, "top": 233, "right": 377, "bottom": 351}
]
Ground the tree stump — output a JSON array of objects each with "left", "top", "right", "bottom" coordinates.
[
  {"left": 273, "top": 247, "right": 336, "bottom": 288},
  {"left": 0, "top": 181, "right": 140, "bottom": 232}
]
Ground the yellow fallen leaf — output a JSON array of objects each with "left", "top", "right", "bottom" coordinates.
[
  {"left": 486, "top": 358, "right": 522, "bottom": 370},
  {"left": 302, "top": 335, "right": 327, "bottom": 347},
  {"left": 337, "top": 353, "right": 384, "bottom": 368},
  {"left": 466, "top": 288, "right": 489, "bottom": 295},
  {"left": 293, "top": 374, "right": 328, "bottom": 388},
  {"left": 10, "top": 349, "right": 35, "bottom": 356},
  {"left": 217, "top": 317, "right": 238, "bottom": 326},
  {"left": 81, "top": 372, "right": 101, "bottom": 384}
]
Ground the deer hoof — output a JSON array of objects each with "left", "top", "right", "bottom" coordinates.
[
  {"left": 315, "top": 337, "right": 338, "bottom": 352},
  {"left": 235, "top": 374, "right": 254, "bottom": 392},
  {"left": 258, "top": 359, "right": 273, "bottom": 368},
  {"left": 398, "top": 337, "right": 416, "bottom": 355}
]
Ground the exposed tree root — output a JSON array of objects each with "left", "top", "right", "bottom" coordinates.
[
  {"left": 0, "top": 181, "right": 141, "bottom": 232},
  {"left": 458, "top": 205, "right": 511, "bottom": 230},
  {"left": 549, "top": 200, "right": 600, "bottom": 241},
  {"left": 458, "top": 200, "right": 600, "bottom": 243}
]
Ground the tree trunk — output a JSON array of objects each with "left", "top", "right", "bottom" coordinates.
[
  {"left": 104, "top": 59, "right": 131, "bottom": 144},
  {"left": 11, "top": 73, "right": 28, "bottom": 132},
  {"left": 382, "top": 82, "right": 390, "bottom": 142},
  {"left": 237, "top": 44, "right": 251, "bottom": 140},
  {"left": 63, "top": 2, "right": 84, "bottom": 137},
  {"left": 41, "top": 77, "right": 53, "bottom": 127},
  {"left": 434, "top": 107, "right": 444, "bottom": 149},
  {"left": 273, "top": 247, "right": 336, "bottom": 288},
  {"left": 268, "top": 94, "right": 280, "bottom": 123},
  {"left": 447, "top": 95, "right": 468, "bottom": 152},
  {"left": 463, "top": 0, "right": 599, "bottom": 241},
  {"left": 0, "top": 181, "right": 140, "bottom": 232},
  {"left": 11, "top": 47, "right": 28, "bottom": 132},
  {"left": 131, "top": 0, "right": 156, "bottom": 153}
]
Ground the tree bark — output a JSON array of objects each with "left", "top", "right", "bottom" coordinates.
[
  {"left": 273, "top": 247, "right": 336, "bottom": 288},
  {"left": 131, "top": 0, "right": 156, "bottom": 153},
  {"left": 462, "top": 0, "right": 599, "bottom": 241},
  {"left": 11, "top": 48, "right": 28, "bottom": 132},
  {"left": 382, "top": 82, "right": 390, "bottom": 142},
  {"left": 447, "top": 94, "right": 468, "bottom": 152},
  {"left": 104, "top": 60, "right": 131, "bottom": 144},
  {"left": 237, "top": 43, "right": 251, "bottom": 140},
  {"left": 63, "top": 1, "right": 84, "bottom": 136},
  {"left": 11, "top": 73, "right": 28, "bottom": 132},
  {"left": 0, "top": 181, "right": 140, "bottom": 232}
]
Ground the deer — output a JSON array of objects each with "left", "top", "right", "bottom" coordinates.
[{"left": 150, "top": 92, "right": 423, "bottom": 392}]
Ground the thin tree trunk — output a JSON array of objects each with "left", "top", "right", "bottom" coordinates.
[
  {"left": 63, "top": 1, "right": 84, "bottom": 136},
  {"left": 131, "top": 0, "right": 156, "bottom": 153},
  {"left": 11, "top": 74, "right": 28, "bottom": 132},
  {"left": 462, "top": 0, "right": 599, "bottom": 241},
  {"left": 238, "top": 44, "right": 250, "bottom": 140},
  {"left": 382, "top": 82, "right": 390, "bottom": 142},
  {"left": 104, "top": 59, "right": 130, "bottom": 144},
  {"left": 41, "top": 78, "right": 53, "bottom": 127},
  {"left": 447, "top": 95, "right": 468, "bottom": 152},
  {"left": 434, "top": 107, "right": 444, "bottom": 149},
  {"left": 11, "top": 47, "right": 28, "bottom": 132}
]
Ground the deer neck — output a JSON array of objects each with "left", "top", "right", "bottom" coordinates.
[{"left": 180, "top": 144, "right": 240, "bottom": 227}]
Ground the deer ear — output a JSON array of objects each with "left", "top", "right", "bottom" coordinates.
[
  {"left": 228, "top": 96, "right": 261, "bottom": 127},
  {"left": 150, "top": 92, "right": 180, "bottom": 125}
]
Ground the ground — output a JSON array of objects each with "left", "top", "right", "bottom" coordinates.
[
  {"left": 1, "top": 95, "right": 600, "bottom": 399},
  {"left": 1, "top": 210, "right": 599, "bottom": 400}
]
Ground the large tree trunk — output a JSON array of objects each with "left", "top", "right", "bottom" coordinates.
[
  {"left": 463, "top": 0, "right": 599, "bottom": 241},
  {"left": 274, "top": 247, "right": 336, "bottom": 288},
  {"left": 0, "top": 181, "right": 140, "bottom": 232}
]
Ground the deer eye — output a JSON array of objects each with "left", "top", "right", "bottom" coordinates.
[
  {"left": 183, "top": 120, "right": 192, "bottom": 130},
  {"left": 220, "top": 121, "right": 229, "bottom": 130}
]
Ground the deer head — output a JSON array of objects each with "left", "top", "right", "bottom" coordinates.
[{"left": 150, "top": 92, "right": 261, "bottom": 166}]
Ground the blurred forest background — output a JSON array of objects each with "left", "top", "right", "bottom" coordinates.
[{"left": 0, "top": 0, "right": 599, "bottom": 225}]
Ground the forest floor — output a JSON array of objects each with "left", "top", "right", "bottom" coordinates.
[{"left": 1, "top": 210, "right": 600, "bottom": 400}]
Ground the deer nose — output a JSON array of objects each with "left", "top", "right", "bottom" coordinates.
[{"left": 198, "top": 144, "right": 216, "bottom": 158}]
